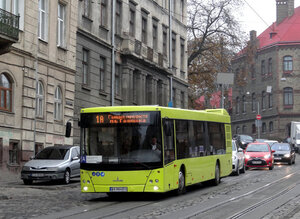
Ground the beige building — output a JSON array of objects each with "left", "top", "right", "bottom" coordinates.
[{"left": 0, "top": 0, "right": 77, "bottom": 172}]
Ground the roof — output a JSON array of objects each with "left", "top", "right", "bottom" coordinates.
[
  {"left": 258, "top": 6, "right": 300, "bottom": 49},
  {"left": 236, "top": 6, "right": 300, "bottom": 57}
]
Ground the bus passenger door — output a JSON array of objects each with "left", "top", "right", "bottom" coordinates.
[{"left": 163, "top": 119, "right": 176, "bottom": 191}]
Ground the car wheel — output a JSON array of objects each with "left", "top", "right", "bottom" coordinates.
[
  {"left": 64, "top": 169, "right": 71, "bottom": 184},
  {"left": 211, "top": 163, "right": 220, "bottom": 186},
  {"left": 269, "top": 164, "right": 274, "bottom": 170},
  {"left": 23, "top": 179, "right": 33, "bottom": 185},
  {"left": 240, "top": 162, "right": 246, "bottom": 174},
  {"left": 235, "top": 161, "right": 240, "bottom": 176},
  {"left": 177, "top": 169, "right": 186, "bottom": 195}
]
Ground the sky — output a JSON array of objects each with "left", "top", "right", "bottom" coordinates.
[{"left": 240, "top": 0, "right": 300, "bottom": 36}]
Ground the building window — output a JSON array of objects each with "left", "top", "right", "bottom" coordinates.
[
  {"left": 99, "top": 57, "right": 106, "bottom": 91},
  {"left": 133, "top": 70, "right": 138, "bottom": 103},
  {"left": 100, "top": 0, "right": 107, "bottom": 27},
  {"left": 82, "top": 49, "right": 89, "bottom": 85},
  {"left": 283, "top": 87, "right": 293, "bottom": 107},
  {"left": 252, "top": 93, "right": 256, "bottom": 112},
  {"left": 283, "top": 56, "right": 293, "bottom": 72},
  {"left": 38, "top": 0, "right": 48, "bottom": 41},
  {"left": 83, "top": 0, "right": 90, "bottom": 17},
  {"left": 129, "top": 2, "right": 135, "bottom": 37},
  {"left": 269, "top": 121, "right": 274, "bottom": 132},
  {"left": 262, "top": 122, "right": 266, "bottom": 133},
  {"left": 36, "top": 81, "right": 44, "bottom": 118},
  {"left": 57, "top": 3, "right": 65, "bottom": 47},
  {"left": 236, "top": 97, "right": 240, "bottom": 114},
  {"left": 173, "top": 88, "right": 176, "bottom": 107},
  {"left": 9, "top": 141, "right": 19, "bottom": 165},
  {"left": 180, "top": 38, "right": 185, "bottom": 71},
  {"left": 157, "top": 80, "right": 163, "bottom": 106},
  {"left": 262, "top": 91, "right": 266, "bottom": 110},
  {"left": 268, "top": 58, "right": 272, "bottom": 75},
  {"left": 180, "top": 0, "right": 184, "bottom": 22},
  {"left": 242, "top": 125, "right": 247, "bottom": 133},
  {"left": 146, "top": 76, "right": 152, "bottom": 105},
  {"left": 268, "top": 93, "right": 273, "bottom": 108},
  {"left": 0, "top": 73, "right": 12, "bottom": 112},
  {"left": 172, "top": 32, "right": 176, "bottom": 66},
  {"left": 54, "top": 86, "right": 62, "bottom": 121},
  {"left": 181, "top": 91, "right": 185, "bottom": 108},
  {"left": 115, "top": 0, "right": 122, "bottom": 35},
  {"left": 152, "top": 18, "right": 158, "bottom": 50},
  {"left": 251, "top": 64, "right": 256, "bottom": 79},
  {"left": 115, "top": 64, "right": 121, "bottom": 96},
  {"left": 163, "top": 25, "right": 168, "bottom": 56},
  {"left": 141, "top": 10, "right": 148, "bottom": 44},
  {"left": 0, "top": 138, "right": 2, "bottom": 164},
  {"left": 261, "top": 60, "right": 265, "bottom": 75},
  {"left": 242, "top": 95, "right": 246, "bottom": 113},
  {"left": 236, "top": 126, "right": 240, "bottom": 134}
]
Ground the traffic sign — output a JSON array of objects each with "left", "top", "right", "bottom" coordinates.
[{"left": 256, "top": 114, "right": 261, "bottom": 120}]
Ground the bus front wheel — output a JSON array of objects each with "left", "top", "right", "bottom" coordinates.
[{"left": 177, "top": 169, "right": 186, "bottom": 195}]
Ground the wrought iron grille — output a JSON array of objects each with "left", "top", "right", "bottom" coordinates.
[{"left": 0, "top": 8, "right": 19, "bottom": 40}]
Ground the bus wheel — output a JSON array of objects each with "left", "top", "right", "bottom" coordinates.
[
  {"left": 177, "top": 169, "right": 186, "bottom": 195},
  {"left": 212, "top": 163, "right": 220, "bottom": 186}
]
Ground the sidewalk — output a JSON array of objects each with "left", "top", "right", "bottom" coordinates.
[{"left": 0, "top": 169, "right": 22, "bottom": 185}]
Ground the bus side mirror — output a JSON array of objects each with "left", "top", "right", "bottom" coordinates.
[{"left": 65, "top": 121, "right": 72, "bottom": 137}]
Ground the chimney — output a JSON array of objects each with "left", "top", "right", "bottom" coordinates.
[
  {"left": 250, "top": 30, "right": 257, "bottom": 42},
  {"left": 276, "top": 0, "right": 294, "bottom": 24}
]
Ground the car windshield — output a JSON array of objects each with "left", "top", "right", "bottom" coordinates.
[
  {"left": 272, "top": 144, "right": 290, "bottom": 151},
  {"left": 246, "top": 144, "right": 269, "bottom": 152},
  {"left": 35, "top": 148, "right": 70, "bottom": 160},
  {"left": 241, "top": 135, "right": 253, "bottom": 141}
]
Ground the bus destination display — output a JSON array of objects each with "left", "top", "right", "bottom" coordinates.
[{"left": 95, "top": 113, "right": 150, "bottom": 124}]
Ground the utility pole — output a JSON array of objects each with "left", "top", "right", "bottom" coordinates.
[
  {"left": 168, "top": 0, "right": 173, "bottom": 107},
  {"left": 111, "top": 0, "right": 115, "bottom": 106}
]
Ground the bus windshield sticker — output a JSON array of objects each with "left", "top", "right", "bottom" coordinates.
[
  {"left": 95, "top": 113, "right": 150, "bottom": 124},
  {"left": 86, "top": 155, "right": 102, "bottom": 163}
]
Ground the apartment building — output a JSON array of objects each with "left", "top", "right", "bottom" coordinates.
[
  {"left": 74, "top": 0, "right": 188, "bottom": 144},
  {"left": 0, "top": 0, "right": 77, "bottom": 172}
]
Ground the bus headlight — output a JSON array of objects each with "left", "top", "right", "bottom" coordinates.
[
  {"left": 153, "top": 186, "right": 159, "bottom": 191},
  {"left": 83, "top": 186, "right": 88, "bottom": 191}
]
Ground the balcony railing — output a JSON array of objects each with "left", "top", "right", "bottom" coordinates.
[{"left": 0, "top": 8, "right": 19, "bottom": 41}]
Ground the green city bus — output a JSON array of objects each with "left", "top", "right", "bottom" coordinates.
[{"left": 79, "top": 106, "right": 232, "bottom": 195}]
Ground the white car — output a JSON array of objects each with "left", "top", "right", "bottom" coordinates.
[{"left": 232, "top": 140, "right": 246, "bottom": 175}]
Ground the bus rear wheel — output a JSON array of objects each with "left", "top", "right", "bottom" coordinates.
[
  {"left": 211, "top": 163, "right": 220, "bottom": 186},
  {"left": 177, "top": 169, "right": 186, "bottom": 195}
]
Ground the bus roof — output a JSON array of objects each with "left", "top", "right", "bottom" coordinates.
[{"left": 81, "top": 106, "right": 231, "bottom": 123}]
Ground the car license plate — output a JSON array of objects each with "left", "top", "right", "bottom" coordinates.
[
  {"left": 32, "top": 173, "right": 44, "bottom": 177},
  {"left": 252, "top": 161, "right": 262, "bottom": 164},
  {"left": 274, "top": 157, "right": 281, "bottom": 160},
  {"left": 109, "top": 187, "right": 128, "bottom": 192}
]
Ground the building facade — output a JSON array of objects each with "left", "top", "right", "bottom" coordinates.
[
  {"left": 231, "top": 0, "right": 300, "bottom": 141},
  {"left": 0, "top": 0, "right": 78, "bottom": 172},
  {"left": 74, "top": 0, "right": 188, "bottom": 144}
]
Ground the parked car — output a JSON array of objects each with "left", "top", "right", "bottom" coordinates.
[
  {"left": 244, "top": 142, "right": 275, "bottom": 170},
  {"left": 271, "top": 143, "right": 296, "bottom": 165},
  {"left": 233, "top": 134, "right": 254, "bottom": 149},
  {"left": 21, "top": 145, "right": 80, "bottom": 185},
  {"left": 232, "top": 140, "right": 246, "bottom": 175}
]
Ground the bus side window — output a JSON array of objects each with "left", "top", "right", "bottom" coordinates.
[{"left": 163, "top": 119, "right": 175, "bottom": 164}]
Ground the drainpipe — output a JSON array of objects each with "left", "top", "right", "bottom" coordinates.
[
  {"left": 168, "top": 0, "right": 173, "bottom": 107},
  {"left": 111, "top": 0, "right": 115, "bottom": 106}
]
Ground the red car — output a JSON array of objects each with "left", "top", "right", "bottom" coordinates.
[{"left": 244, "top": 142, "right": 275, "bottom": 170}]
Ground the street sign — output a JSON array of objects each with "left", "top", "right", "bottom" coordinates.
[
  {"left": 255, "top": 120, "right": 262, "bottom": 127},
  {"left": 256, "top": 114, "right": 261, "bottom": 120}
]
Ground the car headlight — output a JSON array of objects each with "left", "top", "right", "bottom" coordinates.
[
  {"left": 284, "top": 154, "right": 291, "bottom": 158},
  {"left": 22, "top": 166, "right": 30, "bottom": 171},
  {"left": 245, "top": 154, "right": 250, "bottom": 159},
  {"left": 264, "top": 154, "right": 271, "bottom": 159},
  {"left": 47, "top": 167, "right": 59, "bottom": 171},
  {"left": 232, "top": 155, "right": 237, "bottom": 160}
]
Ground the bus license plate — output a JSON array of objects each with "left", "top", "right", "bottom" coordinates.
[
  {"left": 252, "top": 161, "right": 262, "bottom": 164},
  {"left": 110, "top": 187, "right": 128, "bottom": 192}
]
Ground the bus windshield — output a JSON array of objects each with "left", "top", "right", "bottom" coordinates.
[{"left": 80, "top": 111, "right": 162, "bottom": 170}]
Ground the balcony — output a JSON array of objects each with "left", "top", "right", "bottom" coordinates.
[{"left": 0, "top": 8, "right": 19, "bottom": 55}]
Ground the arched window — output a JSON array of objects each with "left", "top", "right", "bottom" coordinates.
[
  {"left": 54, "top": 86, "right": 62, "bottom": 120},
  {"left": 283, "top": 56, "right": 293, "bottom": 72},
  {"left": 269, "top": 121, "right": 273, "bottom": 132},
  {"left": 252, "top": 124, "right": 256, "bottom": 134},
  {"left": 242, "top": 95, "right": 246, "bottom": 113},
  {"left": 252, "top": 93, "right": 256, "bottom": 112},
  {"left": 283, "top": 87, "right": 293, "bottom": 107},
  {"left": 236, "top": 97, "right": 240, "bottom": 114},
  {"left": 262, "top": 91, "right": 266, "bottom": 110},
  {"left": 242, "top": 125, "right": 247, "bottom": 133},
  {"left": 236, "top": 126, "right": 240, "bottom": 134},
  {"left": 36, "top": 81, "right": 44, "bottom": 117},
  {"left": 0, "top": 73, "right": 12, "bottom": 112},
  {"left": 261, "top": 60, "right": 265, "bottom": 75}
]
